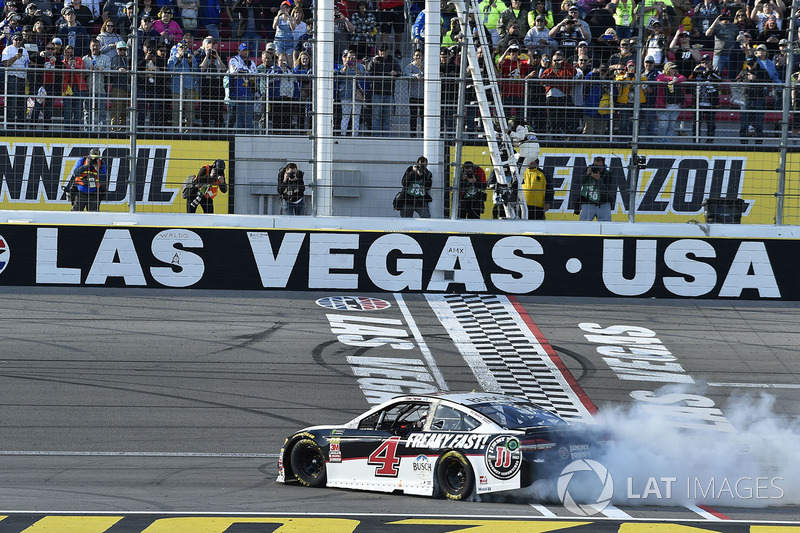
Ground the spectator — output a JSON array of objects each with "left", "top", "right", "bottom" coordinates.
[
  {"left": 577, "top": 155, "right": 613, "bottom": 221},
  {"left": 751, "top": 1, "right": 783, "bottom": 33},
  {"left": 440, "top": 48, "right": 459, "bottom": 133},
  {"left": 458, "top": 161, "right": 487, "bottom": 219},
  {"left": 153, "top": 5, "right": 183, "bottom": 46},
  {"left": 70, "top": 0, "right": 96, "bottom": 29},
  {"left": 338, "top": 49, "right": 367, "bottom": 136},
  {"left": 735, "top": 55, "right": 769, "bottom": 143},
  {"left": 497, "top": 43, "right": 532, "bottom": 119},
  {"left": 168, "top": 39, "right": 198, "bottom": 131},
  {"left": 656, "top": 61, "right": 686, "bottom": 142},
  {"left": 109, "top": 40, "right": 131, "bottom": 130},
  {"left": 200, "top": 0, "right": 222, "bottom": 41},
  {"left": 366, "top": 43, "right": 400, "bottom": 137},
  {"left": 775, "top": 39, "right": 798, "bottom": 81},
  {"left": 479, "top": 0, "right": 508, "bottom": 46},
  {"left": 540, "top": 49, "right": 577, "bottom": 138},
  {"left": 294, "top": 18, "right": 314, "bottom": 65},
  {"left": 607, "top": 37, "right": 635, "bottom": 68},
  {"left": 398, "top": 156, "right": 433, "bottom": 218},
  {"left": 83, "top": 37, "right": 111, "bottom": 127},
  {"left": 1, "top": 32, "right": 29, "bottom": 127},
  {"left": 732, "top": 9, "right": 756, "bottom": 34},
  {"left": 526, "top": 51, "right": 548, "bottom": 133},
  {"left": 31, "top": 37, "right": 59, "bottom": 126},
  {"left": 376, "top": 0, "right": 405, "bottom": 57},
  {"left": 755, "top": 16, "right": 785, "bottom": 53},
  {"left": 293, "top": 49, "right": 313, "bottom": 130},
  {"left": 270, "top": 52, "right": 298, "bottom": 133},
  {"left": 521, "top": 157, "right": 553, "bottom": 220},
  {"left": 582, "top": 63, "right": 609, "bottom": 135},
  {"left": 499, "top": 0, "right": 530, "bottom": 38},
  {"left": 524, "top": 13, "right": 557, "bottom": 57},
  {"left": 496, "top": 20, "right": 525, "bottom": 55},
  {"left": 404, "top": 48, "right": 424, "bottom": 137},
  {"left": 688, "top": 57, "right": 721, "bottom": 142},
  {"left": 550, "top": 9, "right": 589, "bottom": 58},
  {"left": 595, "top": 28, "right": 619, "bottom": 66},
  {"left": 568, "top": 39, "right": 592, "bottom": 64},
  {"left": 641, "top": 55, "right": 659, "bottom": 139},
  {"left": 585, "top": 0, "right": 616, "bottom": 41},
  {"left": 527, "top": 0, "right": 554, "bottom": 29},
  {"left": 332, "top": 3, "right": 355, "bottom": 60},
  {"left": 60, "top": 44, "right": 88, "bottom": 129},
  {"left": 116, "top": 2, "right": 139, "bottom": 37},
  {"left": 349, "top": 2, "right": 375, "bottom": 59},
  {"left": 754, "top": 43, "right": 781, "bottom": 83},
  {"left": 273, "top": 0, "right": 297, "bottom": 67},
  {"left": 136, "top": 38, "right": 160, "bottom": 128},
  {"left": 612, "top": 0, "right": 636, "bottom": 39},
  {"left": 615, "top": 59, "right": 646, "bottom": 136},
  {"left": 198, "top": 35, "right": 226, "bottom": 127},
  {"left": 228, "top": 42, "right": 258, "bottom": 131},
  {"left": 278, "top": 162, "right": 306, "bottom": 215},
  {"left": 644, "top": 20, "right": 668, "bottom": 68},
  {"left": 98, "top": 18, "right": 123, "bottom": 60},
  {"left": 692, "top": 0, "right": 719, "bottom": 37},
  {"left": 177, "top": 0, "right": 200, "bottom": 32},
  {"left": 132, "top": 14, "right": 160, "bottom": 54},
  {"left": 670, "top": 30, "right": 702, "bottom": 77},
  {"left": 706, "top": 12, "right": 738, "bottom": 78},
  {"left": 442, "top": 17, "right": 463, "bottom": 50},
  {"left": 256, "top": 46, "right": 276, "bottom": 132},
  {"left": 58, "top": 6, "right": 89, "bottom": 56}
]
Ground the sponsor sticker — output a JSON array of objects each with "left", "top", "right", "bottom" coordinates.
[
  {"left": 485, "top": 436, "right": 522, "bottom": 481},
  {"left": 412, "top": 455, "right": 432, "bottom": 480},
  {"left": 0, "top": 236, "right": 9, "bottom": 275},
  {"left": 316, "top": 296, "right": 391, "bottom": 311},
  {"left": 329, "top": 438, "right": 342, "bottom": 463},
  {"left": 479, "top": 475, "right": 488, "bottom": 485}
]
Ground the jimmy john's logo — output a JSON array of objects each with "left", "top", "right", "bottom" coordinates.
[
  {"left": 485, "top": 436, "right": 522, "bottom": 480},
  {"left": 405, "top": 433, "right": 491, "bottom": 450}
]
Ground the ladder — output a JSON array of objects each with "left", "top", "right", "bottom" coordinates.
[{"left": 451, "top": 0, "right": 523, "bottom": 219}]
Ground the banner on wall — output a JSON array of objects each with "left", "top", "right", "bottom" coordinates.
[
  {"left": 0, "top": 138, "right": 230, "bottom": 213},
  {"left": 451, "top": 146, "right": 795, "bottom": 224},
  {"left": 0, "top": 224, "right": 794, "bottom": 300}
]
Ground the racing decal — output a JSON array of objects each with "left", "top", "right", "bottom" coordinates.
[
  {"left": 316, "top": 297, "right": 391, "bottom": 311},
  {"left": 405, "top": 433, "right": 491, "bottom": 450},
  {"left": 485, "top": 436, "right": 522, "bottom": 480},
  {"left": 329, "top": 438, "right": 342, "bottom": 463},
  {"left": 427, "top": 294, "right": 597, "bottom": 422},
  {"left": 0, "top": 235, "right": 8, "bottom": 275},
  {"left": 367, "top": 436, "right": 402, "bottom": 477},
  {"left": 412, "top": 455, "right": 432, "bottom": 481}
]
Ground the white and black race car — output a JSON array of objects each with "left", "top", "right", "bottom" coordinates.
[{"left": 277, "top": 392, "right": 603, "bottom": 499}]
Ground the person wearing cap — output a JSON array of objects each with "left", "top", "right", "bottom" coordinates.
[
  {"left": 607, "top": 37, "right": 635, "bottom": 70},
  {"left": 134, "top": 14, "right": 161, "bottom": 54},
  {"left": 644, "top": 19, "right": 667, "bottom": 68},
  {"left": 495, "top": 20, "right": 525, "bottom": 56},
  {"left": 64, "top": 148, "right": 107, "bottom": 211},
  {"left": 499, "top": 0, "right": 530, "bottom": 39},
  {"left": 550, "top": 5, "right": 590, "bottom": 57},
  {"left": 640, "top": 56, "right": 659, "bottom": 139},
  {"left": 497, "top": 43, "right": 533, "bottom": 119},
  {"left": 185, "top": 159, "right": 227, "bottom": 213},
  {"left": 198, "top": 35, "right": 226, "bottom": 128},
  {"left": 754, "top": 16, "right": 784, "bottom": 54},
  {"left": 705, "top": 11, "right": 738, "bottom": 78},
  {"left": 115, "top": 2, "right": 138, "bottom": 38},
  {"left": 109, "top": 39, "right": 130, "bottom": 130},
  {"left": 167, "top": 38, "right": 199, "bottom": 131},
  {"left": 1, "top": 31, "right": 29, "bottom": 126},
  {"left": 734, "top": 54, "right": 769, "bottom": 143},
  {"left": 524, "top": 13, "right": 557, "bottom": 57},
  {"left": 669, "top": 29, "right": 702, "bottom": 78},
  {"left": 753, "top": 43, "right": 781, "bottom": 83},
  {"left": 774, "top": 39, "right": 798, "bottom": 81},
  {"left": 527, "top": 0, "right": 554, "bottom": 29},
  {"left": 273, "top": 0, "right": 297, "bottom": 67},
  {"left": 57, "top": 5, "right": 89, "bottom": 56},
  {"left": 688, "top": 55, "right": 722, "bottom": 142},
  {"left": 614, "top": 59, "right": 647, "bottom": 135},
  {"left": 153, "top": 5, "right": 183, "bottom": 44},
  {"left": 540, "top": 49, "right": 578, "bottom": 138},
  {"left": 575, "top": 155, "right": 613, "bottom": 221},
  {"left": 366, "top": 42, "right": 401, "bottom": 136},
  {"left": 227, "top": 41, "right": 258, "bottom": 131},
  {"left": 655, "top": 61, "right": 686, "bottom": 142}
]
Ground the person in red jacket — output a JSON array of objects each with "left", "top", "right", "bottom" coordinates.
[
  {"left": 539, "top": 49, "right": 577, "bottom": 138},
  {"left": 496, "top": 43, "right": 533, "bottom": 118},
  {"left": 61, "top": 44, "right": 89, "bottom": 129}
]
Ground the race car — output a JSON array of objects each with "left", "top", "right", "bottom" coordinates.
[{"left": 277, "top": 391, "right": 603, "bottom": 500}]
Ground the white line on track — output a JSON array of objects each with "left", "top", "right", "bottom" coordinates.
[
  {"left": 0, "top": 451, "right": 278, "bottom": 458},
  {"left": 685, "top": 504, "right": 723, "bottom": 520},
  {"left": 394, "top": 293, "right": 449, "bottom": 391},
  {"left": 708, "top": 382, "right": 800, "bottom": 389},
  {"left": 529, "top": 504, "right": 556, "bottom": 517},
  {"left": 599, "top": 504, "right": 632, "bottom": 519}
]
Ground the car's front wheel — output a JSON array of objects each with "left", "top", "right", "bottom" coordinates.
[
  {"left": 289, "top": 439, "right": 327, "bottom": 487},
  {"left": 435, "top": 451, "right": 474, "bottom": 500}
]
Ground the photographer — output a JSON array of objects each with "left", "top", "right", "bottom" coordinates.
[
  {"left": 458, "top": 161, "right": 487, "bottom": 219},
  {"left": 1, "top": 32, "right": 29, "bottom": 127},
  {"left": 278, "top": 162, "right": 306, "bottom": 215},
  {"left": 187, "top": 159, "right": 228, "bottom": 213},
  {"left": 64, "top": 148, "right": 107, "bottom": 211},
  {"left": 577, "top": 156, "right": 613, "bottom": 221},
  {"left": 398, "top": 156, "right": 433, "bottom": 218}
]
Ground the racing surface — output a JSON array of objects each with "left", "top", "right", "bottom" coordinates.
[{"left": 1, "top": 287, "right": 799, "bottom": 531}]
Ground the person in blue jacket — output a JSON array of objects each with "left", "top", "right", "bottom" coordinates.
[{"left": 64, "top": 148, "right": 108, "bottom": 211}]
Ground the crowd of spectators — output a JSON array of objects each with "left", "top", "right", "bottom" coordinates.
[{"left": 1, "top": 0, "right": 799, "bottom": 140}]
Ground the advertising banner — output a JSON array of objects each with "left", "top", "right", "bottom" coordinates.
[
  {"left": 0, "top": 138, "right": 230, "bottom": 213},
  {"left": 0, "top": 224, "right": 794, "bottom": 300},
  {"left": 452, "top": 146, "right": 800, "bottom": 224}
]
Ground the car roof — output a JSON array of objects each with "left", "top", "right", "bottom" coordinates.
[{"left": 394, "top": 391, "right": 529, "bottom": 408}]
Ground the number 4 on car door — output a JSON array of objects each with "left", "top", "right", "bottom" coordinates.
[{"left": 368, "top": 436, "right": 401, "bottom": 477}]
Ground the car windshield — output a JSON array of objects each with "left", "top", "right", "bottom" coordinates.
[{"left": 470, "top": 401, "right": 566, "bottom": 429}]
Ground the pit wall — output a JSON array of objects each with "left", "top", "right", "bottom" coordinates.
[{"left": 0, "top": 212, "right": 797, "bottom": 300}]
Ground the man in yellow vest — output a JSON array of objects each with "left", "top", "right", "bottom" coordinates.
[{"left": 521, "top": 157, "right": 553, "bottom": 220}]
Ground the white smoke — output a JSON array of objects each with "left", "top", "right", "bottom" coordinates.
[
  {"left": 593, "top": 386, "right": 800, "bottom": 508},
  {"left": 505, "top": 385, "right": 800, "bottom": 509}
]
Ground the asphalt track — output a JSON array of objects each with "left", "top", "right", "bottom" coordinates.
[{"left": 1, "top": 287, "right": 798, "bottom": 532}]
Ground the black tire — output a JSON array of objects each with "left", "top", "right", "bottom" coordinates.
[
  {"left": 289, "top": 439, "right": 327, "bottom": 488},
  {"left": 435, "top": 451, "right": 474, "bottom": 500}
]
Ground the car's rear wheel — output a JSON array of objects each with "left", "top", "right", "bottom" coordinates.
[
  {"left": 435, "top": 451, "right": 474, "bottom": 500},
  {"left": 289, "top": 439, "right": 327, "bottom": 487}
]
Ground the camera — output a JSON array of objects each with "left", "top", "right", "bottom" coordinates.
[
  {"left": 590, "top": 165, "right": 600, "bottom": 174},
  {"left": 190, "top": 193, "right": 203, "bottom": 209}
]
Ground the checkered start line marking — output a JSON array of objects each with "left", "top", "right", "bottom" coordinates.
[{"left": 426, "top": 294, "right": 597, "bottom": 423}]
